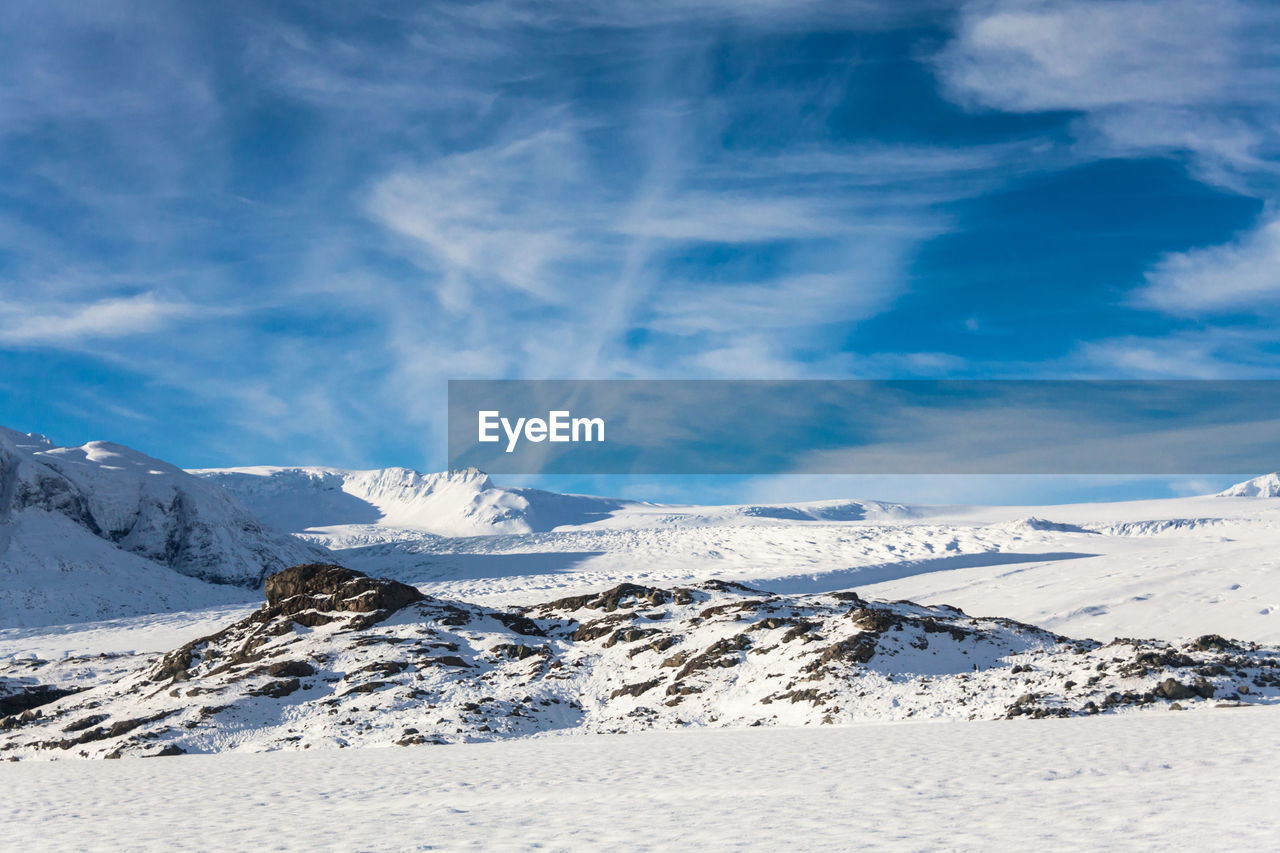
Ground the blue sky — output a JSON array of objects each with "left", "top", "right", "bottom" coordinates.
[{"left": 2, "top": 1, "right": 1279, "bottom": 503}]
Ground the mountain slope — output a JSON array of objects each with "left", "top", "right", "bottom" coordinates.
[
  {"left": 193, "top": 465, "right": 632, "bottom": 537},
  {"left": 0, "top": 427, "right": 329, "bottom": 627},
  {"left": 1218, "top": 473, "right": 1280, "bottom": 497}
]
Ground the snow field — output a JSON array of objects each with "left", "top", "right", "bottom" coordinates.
[{"left": 2, "top": 708, "right": 1276, "bottom": 852}]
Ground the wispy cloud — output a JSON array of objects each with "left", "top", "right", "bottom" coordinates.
[
  {"left": 0, "top": 292, "right": 201, "bottom": 347},
  {"left": 1135, "top": 214, "right": 1280, "bottom": 313},
  {"left": 936, "top": 0, "right": 1280, "bottom": 374},
  {"left": 937, "top": 0, "right": 1280, "bottom": 192},
  {"left": 7, "top": 0, "right": 1273, "bottom": 477}
]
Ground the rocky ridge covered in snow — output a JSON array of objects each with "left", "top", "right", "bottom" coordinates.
[{"left": 2, "top": 563, "right": 1275, "bottom": 759}]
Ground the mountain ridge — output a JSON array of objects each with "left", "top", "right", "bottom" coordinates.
[{"left": 0, "top": 427, "right": 330, "bottom": 628}]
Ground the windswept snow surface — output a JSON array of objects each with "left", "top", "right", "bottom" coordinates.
[
  {"left": 3, "top": 710, "right": 1277, "bottom": 852},
  {"left": 4, "top": 460, "right": 1280, "bottom": 849}
]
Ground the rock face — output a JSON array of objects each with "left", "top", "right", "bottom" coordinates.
[
  {"left": 1, "top": 567, "right": 1277, "bottom": 759},
  {"left": 263, "top": 564, "right": 425, "bottom": 613}
]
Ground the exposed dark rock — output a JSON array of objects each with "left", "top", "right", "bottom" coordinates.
[
  {"left": 610, "top": 679, "right": 662, "bottom": 699},
  {"left": 264, "top": 563, "right": 425, "bottom": 614},
  {"left": 354, "top": 661, "right": 408, "bottom": 677},
  {"left": 0, "top": 685, "right": 79, "bottom": 718},
  {"left": 1188, "top": 634, "right": 1241, "bottom": 653},
  {"left": 53, "top": 711, "right": 176, "bottom": 749},
  {"left": 572, "top": 615, "right": 632, "bottom": 642},
  {"left": 492, "top": 612, "right": 546, "bottom": 637},
  {"left": 603, "top": 627, "right": 661, "bottom": 648},
  {"left": 249, "top": 679, "right": 301, "bottom": 699},
  {"left": 777, "top": 688, "right": 830, "bottom": 705},
  {"left": 426, "top": 656, "right": 470, "bottom": 668},
  {"left": 781, "top": 621, "right": 819, "bottom": 643},
  {"left": 803, "top": 636, "right": 878, "bottom": 672},
  {"left": 268, "top": 660, "right": 316, "bottom": 678},
  {"left": 539, "top": 583, "right": 671, "bottom": 613},
  {"left": 490, "top": 644, "right": 549, "bottom": 661},
  {"left": 676, "top": 634, "right": 752, "bottom": 678},
  {"left": 628, "top": 636, "right": 678, "bottom": 658},
  {"left": 62, "top": 714, "right": 109, "bottom": 733},
  {"left": 848, "top": 608, "right": 902, "bottom": 635}
]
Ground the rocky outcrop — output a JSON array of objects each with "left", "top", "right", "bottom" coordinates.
[
  {"left": 263, "top": 563, "right": 425, "bottom": 613},
  {"left": 1, "top": 568, "right": 1277, "bottom": 759}
]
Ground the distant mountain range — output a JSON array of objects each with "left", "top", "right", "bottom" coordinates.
[
  {"left": 190, "top": 465, "right": 630, "bottom": 537},
  {"left": 4, "top": 423, "right": 1280, "bottom": 631}
]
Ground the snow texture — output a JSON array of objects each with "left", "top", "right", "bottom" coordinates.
[{"left": 1, "top": 710, "right": 1276, "bottom": 851}]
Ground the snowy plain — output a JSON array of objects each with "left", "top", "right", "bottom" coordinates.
[{"left": 3, "top": 709, "right": 1277, "bottom": 852}]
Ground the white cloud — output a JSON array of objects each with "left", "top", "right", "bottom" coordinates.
[
  {"left": 1071, "top": 327, "right": 1280, "bottom": 378},
  {"left": 937, "top": 0, "right": 1280, "bottom": 328},
  {"left": 938, "top": 0, "right": 1243, "bottom": 112},
  {"left": 0, "top": 292, "right": 199, "bottom": 347},
  {"left": 1136, "top": 214, "right": 1280, "bottom": 313},
  {"left": 936, "top": 0, "right": 1280, "bottom": 186}
]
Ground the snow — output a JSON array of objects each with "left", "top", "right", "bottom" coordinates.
[
  {"left": 0, "top": 428, "right": 327, "bottom": 628},
  {"left": 1218, "top": 472, "right": 1280, "bottom": 497},
  {"left": 4, "top": 564, "right": 1273, "bottom": 760},
  {"left": 2, "top": 710, "right": 1276, "bottom": 851},
  {"left": 3, "top": 442, "right": 1280, "bottom": 846},
  {"left": 187, "top": 463, "right": 1280, "bottom": 644},
  {"left": 0, "top": 509, "right": 254, "bottom": 628},
  {"left": 0, "top": 603, "right": 256, "bottom": 659},
  {"left": 193, "top": 465, "right": 632, "bottom": 537},
  {"left": 269, "top": 495, "right": 1280, "bottom": 643}
]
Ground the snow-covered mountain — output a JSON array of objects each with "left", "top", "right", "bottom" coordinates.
[
  {"left": 1218, "top": 472, "right": 1280, "bottom": 497},
  {"left": 0, "top": 427, "right": 329, "bottom": 628},
  {"left": 192, "top": 465, "right": 632, "bottom": 537}
]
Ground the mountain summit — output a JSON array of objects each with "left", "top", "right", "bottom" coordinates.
[{"left": 1218, "top": 473, "right": 1280, "bottom": 497}]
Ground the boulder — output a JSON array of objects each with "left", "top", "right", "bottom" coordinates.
[
  {"left": 1154, "top": 678, "right": 1196, "bottom": 701},
  {"left": 263, "top": 564, "right": 424, "bottom": 615}
]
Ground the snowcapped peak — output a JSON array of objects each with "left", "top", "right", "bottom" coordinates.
[
  {"left": 1004, "top": 517, "right": 1093, "bottom": 534},
  {"left": 448, "top": 466, "right": 493, "bottom": 486},
  {"left": 1217, "top": 473, "right": 1280, "bottom": 497},
  {"left": 0, "top": 426, "right": 56, "bottom": 453},
  {"left": 43, "top": 440, "right": 186, "bottom": 477}
]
